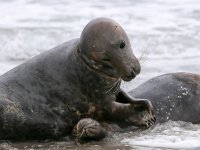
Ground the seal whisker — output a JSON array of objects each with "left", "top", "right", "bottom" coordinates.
[
  {"left": 106, "top": 81, "right": 118, "bottom": 89},
  {"left": 138, "top": 49, "right": 149, "bottom": 65},
  {"left": 121, "top": 80, "right": 128, "bottom": 88},
  {"left": 106, "top": 79, "right": 120, "bottom": 88},
  {"left": 140, "top": 57, "right": 149, "bottom": 65},
  {"left": 104, "top": 80, "right": 119, "bottom": 94},
  {"left": 113, "top": 80, "right": 121, "bottom": 94},
  {"left": 104, "top": 79, "right": 121, "bottom": 94}
]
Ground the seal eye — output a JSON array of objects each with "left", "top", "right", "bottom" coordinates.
[{"left": 120, "top": 41, "right": 125, "bottom": 49}]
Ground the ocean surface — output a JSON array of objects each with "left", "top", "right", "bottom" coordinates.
[{"left": 0, "top": 0, "right": 200, "bottom": 149}]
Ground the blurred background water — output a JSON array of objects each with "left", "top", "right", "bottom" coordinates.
[{"left": 0, "top": 0, "right": 200, "bottom": 149}]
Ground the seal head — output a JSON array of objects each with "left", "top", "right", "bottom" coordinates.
[{"left": 78, "top": 18, "right": 140, "bottom": 81}]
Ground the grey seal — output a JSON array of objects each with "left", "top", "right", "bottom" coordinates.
[
  {"left": 0, "top": 18, "right": 155, "bottom": 141},
  {"left": 129, "top": 72, "right": 200, "bottom": 123}
]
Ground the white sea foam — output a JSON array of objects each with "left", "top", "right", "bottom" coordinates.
[
  {"left": 122, "top": 121, "right": 200, "bottom": 149},
  {"left": 0, "top": 0, "right": 200, "bottom": 61}
]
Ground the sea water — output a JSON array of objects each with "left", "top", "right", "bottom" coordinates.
[{"left": 0, "top": 0, "right": 200, "bottom": 149}]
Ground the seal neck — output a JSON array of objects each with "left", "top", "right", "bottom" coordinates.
[{"left": 76, "top": 47, "right": 119, "bottom": 82}]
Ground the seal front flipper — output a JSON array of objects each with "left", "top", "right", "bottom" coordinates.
[
  {"left": 115, "top": 89, "right": 156, "bottom": 127},
  {"left": 72, "top": 118, "right": 107, "bottom": 144}
]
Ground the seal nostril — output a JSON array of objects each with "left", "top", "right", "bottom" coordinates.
[
  {"left": 130, "top": 66, "right": 140, "bottom": 78},
  {"left": 131, "top": 69, "right": 136, "bottom": 78},
  {"left": 133, "top": 66, "right": 141, "bottom": 75}
]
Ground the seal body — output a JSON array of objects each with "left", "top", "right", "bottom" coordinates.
[
  {"left": 0, "top": 18, "right": 155, "bottom": 140},
  {"left": 129, "top": 72, "right": 200, "bottom": 123}
]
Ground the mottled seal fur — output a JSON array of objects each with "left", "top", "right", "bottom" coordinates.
[
  {"left": 0, "top": 18, "right": 155, "bottom": 140},
  {"left": 129, "top": 72, "right": 200, "bottom": 123}
]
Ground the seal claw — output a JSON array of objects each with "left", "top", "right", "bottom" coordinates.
[{"left": 72, "top": 118, "right": 107, "bottom": 144}]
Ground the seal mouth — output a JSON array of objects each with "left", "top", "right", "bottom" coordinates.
[
  {"left": 122, "top": 76, "right": 135, "bottom": 82},
  {"left": 122, "top": 70, "right": 137, "bottom": 82}
]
